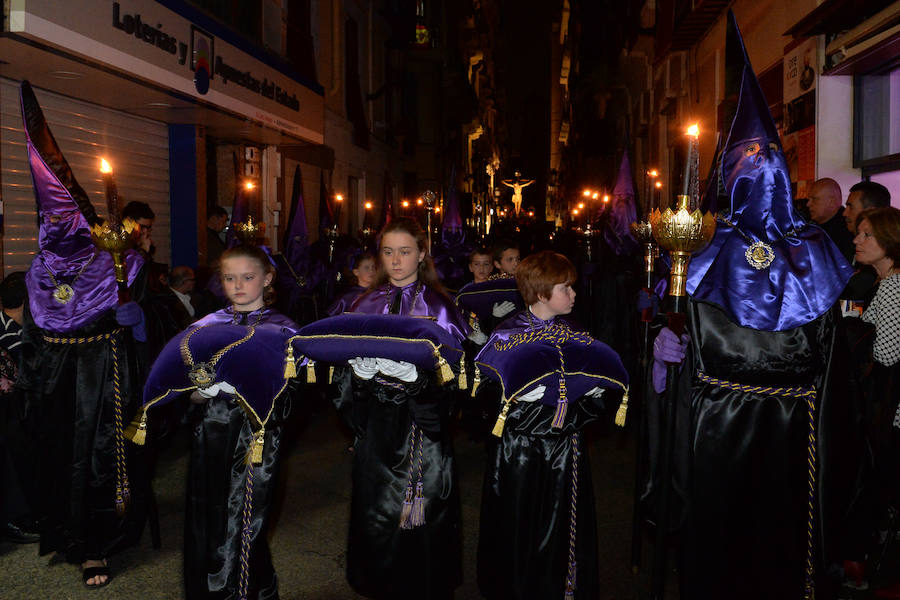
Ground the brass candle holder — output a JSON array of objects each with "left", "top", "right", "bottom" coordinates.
[
  {"left": 649, "top": 195, "right": 716, "bottom": 298},
  {"left": 233, "top": 215, "right": 265, "bottom": 245}
]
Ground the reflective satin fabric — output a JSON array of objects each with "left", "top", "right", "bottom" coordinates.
[
  {"left": 685, "top": 11, "right": 852, "bottom": 331},
  {"left": 642, "top": 299, "right": 865, "bottom": 600},
  {"left": 326, "top": 285, "right": 366, "bottom": 316},
  {"left": 184, "top": 392, "right": 289, "bottom": 600},
  {"left": 332, "top": 280, "right": 464, "bottom": 599},
  {"left": 26, "top": 249, "right": 143, "bottom": 333},
  {"left": 182, "top": 307, "right": 299, "bottom": 600},
  {"left": 350, "top": 282, "right": 471, "bottom": 342},
  {"left": 477, "top": 399, "right": 602, "bottom": 600},
  {"left": 19, "top": 305, "right": 148, "bottom": 564}
]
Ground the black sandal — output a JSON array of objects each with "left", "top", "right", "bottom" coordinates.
[{"left": 82, "top": 564, "right": 111, "bottom": 589}]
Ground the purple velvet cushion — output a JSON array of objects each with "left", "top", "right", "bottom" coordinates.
[
  {"left": 292, "top": 313, "right": 464, "bottom": 371},
  {"left": 143, "top": 324, "right": 291, "bottom": 423},
  {"left": 455, "top": 278, "right": 525, "bottom": 321},
  {"left": 475, "top": 325, "right": 628, "bottom": 406}
]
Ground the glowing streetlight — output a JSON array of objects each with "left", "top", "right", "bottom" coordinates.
[
  {"left": 572, "top": 208, "right": 579, "bottom": 216},
  {"left": 244, "top": 181, "right": 255, "bottom": 191},
  {"left": 591, "top": 192, "right": 599, "bottom": 200},
  {"left": 364, "top": 201, "right": 373, "bottom": 210},
  {"left": 416, "top": 197, "right": 424, "bottom": 206},
  {"left": 335, "top": 194, "right": 343, "bottom": 203},
  {"left": 578, "top": 202, "right": 585, "bottom": 210},
  {"left": 582, "top": 190, "right": 591, "bottom": 198},
  {"left": 602, "top": 194, "right": 610, "bottom": 203},
  {"left": 647, "top": 169, "right": 659, "bottom": 178},
  {"left": 655, "top": 181, "right": 663, "bottom": 189}
]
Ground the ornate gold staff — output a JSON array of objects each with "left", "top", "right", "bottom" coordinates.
[
  {"left": 92, "top": 158, "right": 136, "bottom": 304},
  {"left": 647, "top": 124, "right": 715, "bottom": 600}
]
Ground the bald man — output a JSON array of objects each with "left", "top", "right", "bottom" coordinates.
[{"left": 807, "top": 178, "right": 854, "bottom": 260}]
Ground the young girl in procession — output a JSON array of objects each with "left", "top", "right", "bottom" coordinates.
[
  {"left": 476, "top": 250, "right": 626, "bottom": 600},
  {"left": 182, "top": 244, "right": 300, "bottom": 599},
  {"left": 326, "top": 251, "right": 378, "bottom": 316},
  {"left": 331, "top": 218, "right": 469, "bottom": 599}
]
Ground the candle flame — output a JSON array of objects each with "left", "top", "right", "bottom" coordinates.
[
  {"left": 648, "top": 169, "right": 659, "bottom": 177},
  {"left": 364, "top": 201, "right": 373, "bottom": 210},
  {"left": 416, "top": 198, "right": 423, "bottom": 206},
  {"left": 592, "top": 192, "right": 599, "bottom": 200},
  {"left": 687, "top": 124, "right": 699, "bottom": 138},
  {"left": 244, "top": 181, "right": 255, "bottom": 191},
  {"left": 335, "top": 194, "right": 343, "bottom": 202},
  {"left": 402, "top": 200, "right": 410, "bottom": 208},
  {"left": 582, "top": 190, "right": 591, "bottom": 197},
  {"left": 578, "top": 202, "right": 585, "bottom": 209},
  {"left": 655, "top": 181, "right": 663, "bottom": 189},
  {"left": 572, "top": 209, "right": 579, "bottom": 216},
  {"left": 99, "top": 158, "right": 112, "bottom": 174},
  {"left": 435, "top": 206, "right": 441, "bottom": 213},
  {"left": 602, "top": 195, "right": 610, "bottom": 203}
]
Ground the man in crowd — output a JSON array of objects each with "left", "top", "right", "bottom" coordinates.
[
  {"left": 807, "top": 177, "right": 854, "bottom": 260},
  {"left": 844, "top": 181, "right": 891, "bottom": 234}
]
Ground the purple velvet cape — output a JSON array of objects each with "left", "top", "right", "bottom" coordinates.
[
  {"left": 142, "top": 307, "right": 299, "bottom": 424},
  {"left": 475, "top": 310, "right": 628, "bottom": 407},
  {"left": 350, "top": 281, "right": 470, "bottom": 342}
]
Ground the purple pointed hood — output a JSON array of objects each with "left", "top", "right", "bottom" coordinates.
[
  {"left": 685, "top": 11, "right": 852, "bottom": 331},
  {"left": 283, "top": 165, "right": 309, "bottom": 266},
  {"left": 604, "top": 150, "right": 638, "bottom": 255}
]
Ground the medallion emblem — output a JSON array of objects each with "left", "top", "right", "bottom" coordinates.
[
  {"left": 52, "top": 284, "right": 74, "bottom": 304},
  {"left": 189, "top": 362, "right": 215, "bottom": 388},
  {"left": 745, "top": 241, "right": 775, "bottom": 270}
]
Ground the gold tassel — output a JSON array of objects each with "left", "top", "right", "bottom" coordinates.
[
  {"left": 306, "top": 361, "right": 316, "bottom": 383},
  {"left": 283, "top": 346, "right": 297, "bottom": 379},
  {"left": 615, "top": 387, "right": 629, "bottom": 427},
  {"left": 125, "top": 410, "right": 147, "bottom": 445},
  {"left": 249, "top": 429, "right": 265, "bottom": 464},
  {"left": 471, "top": 367, "right": 481, "bottom": 398},
  {"left": 436, "top": 354, "right": 453, "bottom": 384},
  {"left": 492, "top": 399, "right": 511, "bottom": 438},
  {"left": 328, "top": 365, "right": 334, "bottom": 384},
  {"left": 458, "top": 356, "right": 468, "bottom": 390}
]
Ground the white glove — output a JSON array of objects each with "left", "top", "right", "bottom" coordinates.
[
  {"left": 492, "top": 300, "right": 516, "bottom": 318},
  {"left": 195, "top": 381, "right": 237, "bottom": 398},
  {"left": 467, "top": 329, "right": 488, "bottom": 345},
  {"left": 516, "top": 385, "right": 546, "bottom": 403},
  {"left": 376, "top": 358, "right": 418, "bottom": 382},
  {"left": 349, "top": 357, "right": 378, "bottom": 380},
  {"left": 585, "top": 386, "right": 604, "bottom": 398}
]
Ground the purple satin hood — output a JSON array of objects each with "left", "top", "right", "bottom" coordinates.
[{"left": 350, "top": 281, "right": 471, "bottom": 343}]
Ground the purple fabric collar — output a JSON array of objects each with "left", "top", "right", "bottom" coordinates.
[{"left": 350, "top": 282, "right": 471, "bottom": 343}]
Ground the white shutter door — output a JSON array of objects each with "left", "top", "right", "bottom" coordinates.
[{"left": 0, "top": 78, "right": 170, "bottom": 277}]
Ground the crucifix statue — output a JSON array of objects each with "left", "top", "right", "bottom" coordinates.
[{"left": 501, "top": 171, "right": 534, "bottom": 215}]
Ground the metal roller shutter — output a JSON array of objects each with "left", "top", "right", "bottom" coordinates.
[{"left": 0, "top": 78, "right": 170, "bottom": 277}]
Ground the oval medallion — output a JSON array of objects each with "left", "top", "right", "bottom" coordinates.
[
  {"left": 53, "top": 284, "right": 74, "bottom": 304},
  {"left": 744, "top": 241, "right": 775, "bottom": 270}
]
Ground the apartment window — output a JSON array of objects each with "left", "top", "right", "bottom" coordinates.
[{"left": 854, "top": 65, "right": 900, "bottom": 174}]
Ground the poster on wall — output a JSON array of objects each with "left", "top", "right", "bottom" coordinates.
[{"left": 784, "top": 38, "right": 817, "bottom": 193}]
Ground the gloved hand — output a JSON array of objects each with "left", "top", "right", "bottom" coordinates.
[
  {"left": 584, "top": 386, "right": 604, "bottom": 398},
  {"left": 376, "top": 358, "right": 418, "bottom": 383},
  {"left": 349, "top": 357, "right": 378, "bottom": 380},
  {"left": 468, "top": 329, "right": 488, "bottom": 345},
  {"left": 115, "top": 301, "right": 147, "bottom": 342},
  {"left": 516, "top": 384, "right": 546, "bottom": 403},
  {"left": 492, "top": 300, "right": 516, "bottom": 318},
  {"left": 195, "top": 381, "right": 237, "bottom": 398},
  {"left": 651, "top": 327, "right": 690, "bottom": 394}
]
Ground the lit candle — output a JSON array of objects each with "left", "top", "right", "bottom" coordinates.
[
  {"left": 683, "top": 124, "right": 699, "bottom": 198},
  {"left": 99, "top": 158, "right": 120, "bottom": 225}
]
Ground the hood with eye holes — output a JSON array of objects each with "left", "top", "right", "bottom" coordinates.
[{"left": 684, "top": 11, "right": 852, "bottom": 332}]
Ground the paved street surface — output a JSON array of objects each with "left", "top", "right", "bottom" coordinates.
[{"left": 1, "top": 395, "right": 656, "bottom": 599}]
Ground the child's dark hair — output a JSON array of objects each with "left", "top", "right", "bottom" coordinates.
[
  {"left": 219, "top": 245, "right": 277, "bottom": 306},
  {"left": 0, "top": 272, "right": 27, "bottom": 309},
  {"left": 492, "top": 240, "right": 517, "bottom": 264},
  {"left": 469, "top": 246, "right": 492, "bottom": 264},
  {"left": 516, "top": 251, "right": 576, "bottom": 305},
  {"left": 372, "top": 218, "right": 448, "bottom": 297}
]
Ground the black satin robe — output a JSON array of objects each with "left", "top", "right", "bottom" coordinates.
[
  {"left": 331, "top": 366, "right": 462, "bottom": 600},
  {"left": 183, "top": 308, "right": 299, "bottom": 600},
  {"left": 643, "top": 299, "right": 864, "bottom": 600},
  {"left": 477, "top": 397, "right": 605, "bottom": 600},
  {"left": 19, "top": 304, "right": 147, "bottom": 563}
]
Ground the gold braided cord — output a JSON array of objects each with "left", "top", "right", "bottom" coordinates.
[
  {"left": 696, "top": 369, "right": 817, "bottom": 598},
  {"left": 492, "top": 323, "right": 593, "bottom": 352},
  {"left": 695, "top": 371, "right": 815, "bottom": 398},
  {"left": 43, "top": 328, "right": 124, "bottom": 344},
  {"left": 180, "top": 324, "right": 258, "bottom": 370},
  {"left": 110, "top": 335, "right": 130, "bottom": 516}
]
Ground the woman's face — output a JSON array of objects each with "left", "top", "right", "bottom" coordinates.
[
  {"left": 853, "top": 219, "right": 888, "bottom": 267},
  {"left": 352, "top": 257, "right": 377, "bottom": 288},
  {"left": 221, "top": 256, "right": 271, "bottom": 312},
  {"left": 380, "top": 231, "right": 424, "bottom": 287}
]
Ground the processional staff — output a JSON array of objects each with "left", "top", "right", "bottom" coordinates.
[{"left": 647, "top": 125, "right": 715, "bottom": 599}]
